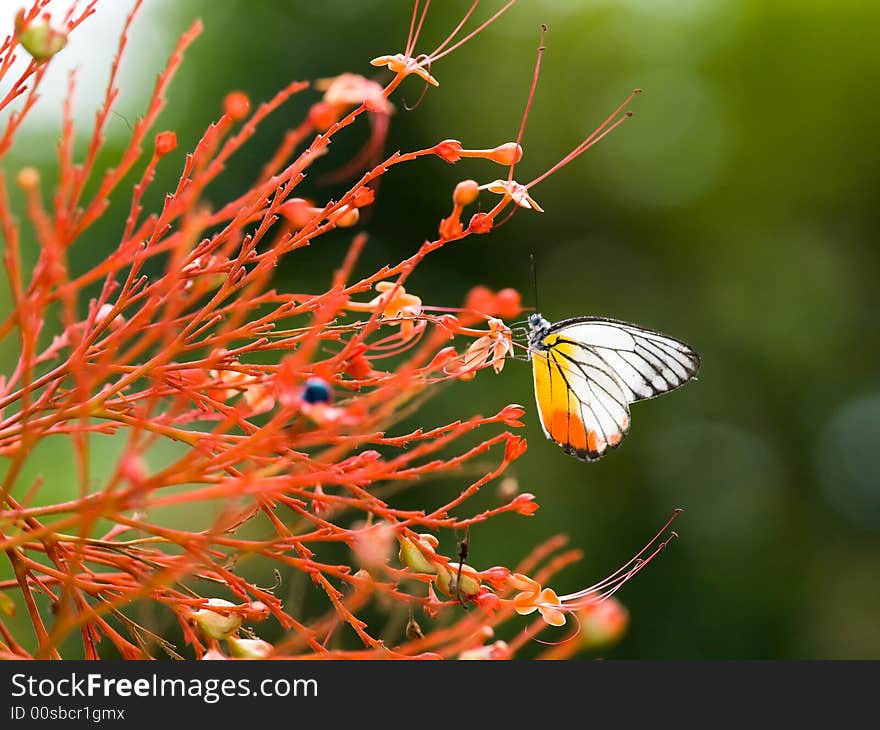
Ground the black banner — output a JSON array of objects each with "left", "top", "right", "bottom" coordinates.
[{"left": 0, "top": 661, "right": 874, "bottom": 724}]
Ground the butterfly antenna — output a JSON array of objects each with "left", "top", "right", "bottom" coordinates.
[{"left": 530, "top": 253, "right": 539, "bottom": 314}]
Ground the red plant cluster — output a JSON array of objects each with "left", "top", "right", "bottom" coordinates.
[{"left": 0, "top": 0, "right": 671, "bottom": 659}]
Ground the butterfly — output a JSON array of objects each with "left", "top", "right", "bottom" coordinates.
[{"left": 525, "top": 312, "right": 700, "bottom": 462}]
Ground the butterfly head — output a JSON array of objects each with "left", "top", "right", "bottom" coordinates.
[{"left": 526, "top": 313, "right": 552, "bottom": 351}]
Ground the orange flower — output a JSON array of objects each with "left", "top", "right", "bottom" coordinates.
[
  {"left": 452, "top": 318, "right": 513, "bottom": 375},
  {"left": 347, "top": 281, "right": 423, "bottom": 337},
  {"left": 482, "top": 179, "right": 544, "bottom": 212},
  {"left": 370, "top": 53, "right": 438, "bottom": 86},
  {"left": 509, "top": 573, "right": 566, "bottom": 627},
  {"left": 315, "top": 73, "right": 393, "bottom": 115}
]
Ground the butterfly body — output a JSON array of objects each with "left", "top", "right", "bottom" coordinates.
[{"left": 527, "top": 312, "right": 700, "bottom": 462}]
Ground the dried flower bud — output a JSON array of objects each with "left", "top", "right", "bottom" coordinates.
[
  {"left": 190, "top": 599, "right": 242, "bottom": 640},
  {"left": 405, "top": 613, "right": 425, "bottom": 641}
]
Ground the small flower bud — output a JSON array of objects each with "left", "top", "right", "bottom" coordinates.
[
  {"left": 155, "top": 131, "right": 177, "bottom": 157},
  {"left": 227, "top": 635, "right": 273, "bottom": 659},
  {"left": 468, "top": 212, "right": 494, "bottom": 234},
  {"left": 94, "top": 303, "right": 124, "bottom": 330},
  {"left": 243, "top": 601, "right": 270, "bottom": 622},
  {"left": 279, "top": 198, "right": 322, "bottom": 229},
  {"left": 434, "top": 314, "right": 461, "bottom": 336},
  {"left": 438, "top": 214, "right": 463, "bottom": 239},
  {"left": 432, "top": 139, "right": 463, "bottom": 164},
  {"left": 485, "top": 142, "right": 523, "bottom": 166},
  {"left": 223, "top": 91, "right": 251, "bottom": 121},
  {"left": 344, "top": 354, "right": 374, "bottom": 380},
  {"left": 308, "top": 101, "right": 339, "bottom": 131},
  {"left": 464, "top": 286, "right": 494, "bottom": 314},
  {"left": 350, "top": 521, "right": 395, "bottom": 572},
  {"left": 504, "top": 435, "right": 528, "bottom": 461},
  {"left": 579, "top": 598, "right": 630, "bottom": 650},
  {"left": 16, "top": 167, "right": 40, "bottom": 190},
  {"left": 498, "top": 404, "right": 525, "bottom": 427},
  {"left": 453, "top": 179, "right": 479, "bottom": 206},
  {"left": 351, "top": 186, "right": 376, "bottom": 208},
  {"left": 497, "top": 477, "right": 519, "bottom": 502},
  {"left": 190, "top": 599, "right": 242, "bottom": 640},
  {"left": 479, "top": 566, "right": 511, "bottom": 589},
  {"left": 311, "top": 484, "right": 330, "bottom": 516},
  {"left": 495, "top": 288, "right": 522, "bottom": 318},
  {"left": 510, "top": 493, "right": 539, "bottom": 516},
  {"left": 119, "top": 452, "right": 146, "bottom": 488},
  {"left": 474, "top": 587, "right": 502, "bottom": 614}
]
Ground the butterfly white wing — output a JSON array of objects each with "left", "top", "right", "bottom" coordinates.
[
  {"left": 532, "top": 317, "right": 699, "bottom": 462},
  {"left": 551, "top": 318, "right": 701, "bottom": 401}
]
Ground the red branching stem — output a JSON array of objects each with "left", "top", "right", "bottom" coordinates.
[
  {"left": 509, "top": 23, "right": 547, "bottom": 183},
  {"left": 0, "top": 0, "right": 665, "bottom": 660},
  {"left": 527, "top": 88, "right": 641, "bottom": 188}
]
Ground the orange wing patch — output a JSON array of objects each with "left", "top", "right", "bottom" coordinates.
[{"left": 532, "top": 338, "right": 629, "bottom": 462}]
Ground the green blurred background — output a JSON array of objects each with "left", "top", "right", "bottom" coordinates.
[{"left": 3, "top": 0, "right": 879, "bottom": 658}]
